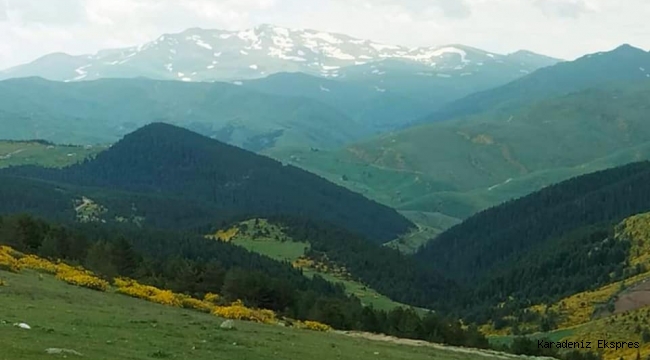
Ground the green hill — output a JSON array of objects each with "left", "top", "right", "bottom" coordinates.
[
  {"left": 1, "top": 123, "right": 413, "bottom": 243},
  {"left": 274, "top": 80, "right": 650, "bottom": 236},
  {"left": 413, "top": 161, "right": 650, "bottom": 324},
  {"left": 0, "top": 77, "right": 367, "bottom": 152}
]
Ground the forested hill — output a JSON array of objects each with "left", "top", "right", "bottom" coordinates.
[
  {"left": 414, "top": 161, "right": 650, "bottom": 319},
  {"left": 2, "top": 123, "right": 413, "bottom": 243},
  {"left": 417, "top": 161, "right": 650, "bottom": 281}
]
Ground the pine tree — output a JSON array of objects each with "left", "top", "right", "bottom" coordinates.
[
  {"left": 84, "top": 242, "right": 118, "bottom": 280},
  {"left": 38, "top": 234, "right": 60, "bottom": 259},
  {"left": 111, "top": 236, "right": 140, "bottom": 277}
]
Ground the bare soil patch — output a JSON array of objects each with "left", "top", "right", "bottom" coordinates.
[{"left": 615, "top": 278, "right": 650, "bottom": 313}]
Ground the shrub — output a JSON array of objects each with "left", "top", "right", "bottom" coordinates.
[
  {"left": 181, "top": 297, "right": 214, "bottom": 313},
  {"left": 115, "top": 278, "right": 182, "bottom": 307},
  {"left": 56, "top": 272, "right": 109, "bottom": 291},
  {"left": 17, "top": 253, "right": 109, "bottom": 292},
  {"left": 0, "top": 246, "right": 21, "bottom": 273},
  {"left": 17, "top": 255, "right": 58, "bottom": 274},
  {"left": 212, "top": 300, "right": 277, "bottom": 324},
  {"left": 296, "top": 320, "right": 332, "bottom": 332},
  {"left": 203, "top": 292, "right": 220, "bottom": 304}
]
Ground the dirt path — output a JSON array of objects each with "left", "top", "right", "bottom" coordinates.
[
  {"left": 336, "top": 331, "right": 558, "bottom": 360},
  {"left": 0, "top": 148, "right": 25, "bottom": 160}
]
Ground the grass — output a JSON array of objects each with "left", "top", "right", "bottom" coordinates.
[
  {"left": 232, "top": 235, "right": 408, "bottom": 311},
  {"left": 233, "top": 238, "right": 309, "bottom": 263},
  {"left": 0, "top": 141, "right": 104, "bottom": 169},
  {"left": 0, "top": 270, "right": 516, "bottom": 360}
]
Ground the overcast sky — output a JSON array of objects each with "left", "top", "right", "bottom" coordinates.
[{"left": 1, "top": 0, "right": 649, "bottom": 69}]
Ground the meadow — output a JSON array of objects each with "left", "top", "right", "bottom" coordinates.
[
  {"left": 0, "top": 141, "right": 103, "bottom": 169},
  {"left": 0, "top": 270, "right": 535, "bottom": 360}
]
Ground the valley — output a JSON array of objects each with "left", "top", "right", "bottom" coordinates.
[{"left": 274, "top": 58, "right": 650, "bottom": 233}]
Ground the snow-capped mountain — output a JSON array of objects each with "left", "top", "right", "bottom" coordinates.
[{"left": 0, "top": 24, "right": 560, "bottom": 83}]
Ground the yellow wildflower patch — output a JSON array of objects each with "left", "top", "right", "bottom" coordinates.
[
  {"left": 295, "top": 320, "right": 332, "bottom": 332},
  {"left": 114, "top": 277, "right": 182, "bottom": 307},
  {"left": 0, "top": 246, "right": 21, "bottom": 273},
  {"left": 56, "top": 271, "right": 109, "bottom": 292},
  {"left": 211, "top": 300, "right": 277, "bottom": 324},
  {"left": 17, "top": 255, "right": 59, "bottom": 274},
  {"left": 292, "top": 255, "right": 351, "bottom": 279},
  {"left": 0, "top": 247, "right": 108, "bottom": 292},
  {"left": 617, "top": 212, "right": 650, "bottom": 267},
  {"left": 181, "top": 297, "right": 215, "bottom": 313},
  {"left": 203, "top": 292, "right": 220, "bottom": 304},
  {"left": 206, "top": 227, "right": 240, "bottom": 242}
]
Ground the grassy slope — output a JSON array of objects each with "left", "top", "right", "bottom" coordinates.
[
  {"left": 0, "top": 141, "right": 104, "bottom": 168},
  {"left": 0, "top": 270, "right": 529, "bottom": 360},
  {"left": 212, "top": 219, "right": 410, "bottom": 311},
  {"left": 271, "top": 82, "right": 650, "bottom": 229}
]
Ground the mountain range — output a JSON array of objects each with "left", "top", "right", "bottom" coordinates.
[
  {"left": 0, "top": 24, "right": 560, "bottom": 84},
  {"left": 0, "top": 25, "right": 563, "bottom": 140}
]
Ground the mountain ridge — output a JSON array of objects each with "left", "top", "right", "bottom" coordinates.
[
  {"left": 0, "top": 24, "right": 561, "bottom": 83},
  {"left": 417, "top": 43, "right": 650, "bottom": 124}
]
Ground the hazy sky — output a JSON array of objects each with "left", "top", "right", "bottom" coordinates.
[{"left": 1, "top": 0, "right": 649, "bottom": 69}]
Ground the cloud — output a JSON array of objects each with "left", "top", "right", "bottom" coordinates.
[
  {"left": 534, "top": 0, "right": 593, "bottom": 18},
  {"left": 6, "top": 0, "right": 85, "bottom": 24},
  {"left": 0, "top": 0, "right": 7, "bottom": 21},
  {"left": 430, "top": 0, "right": 472, "bottom": 18},
  {"left": 359, "top": 0, "right": 472, "bottom": 19}
]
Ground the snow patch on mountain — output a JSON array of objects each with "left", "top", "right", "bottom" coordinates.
[
  {"left": 5, "top": 24, "right": 559, "bottom": 83},
  {"left": 302, "top": 31, "right": 343, "bottom": 44},
  {"left": 370, "top": 43, "right": 400, "bottom": 51}
]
